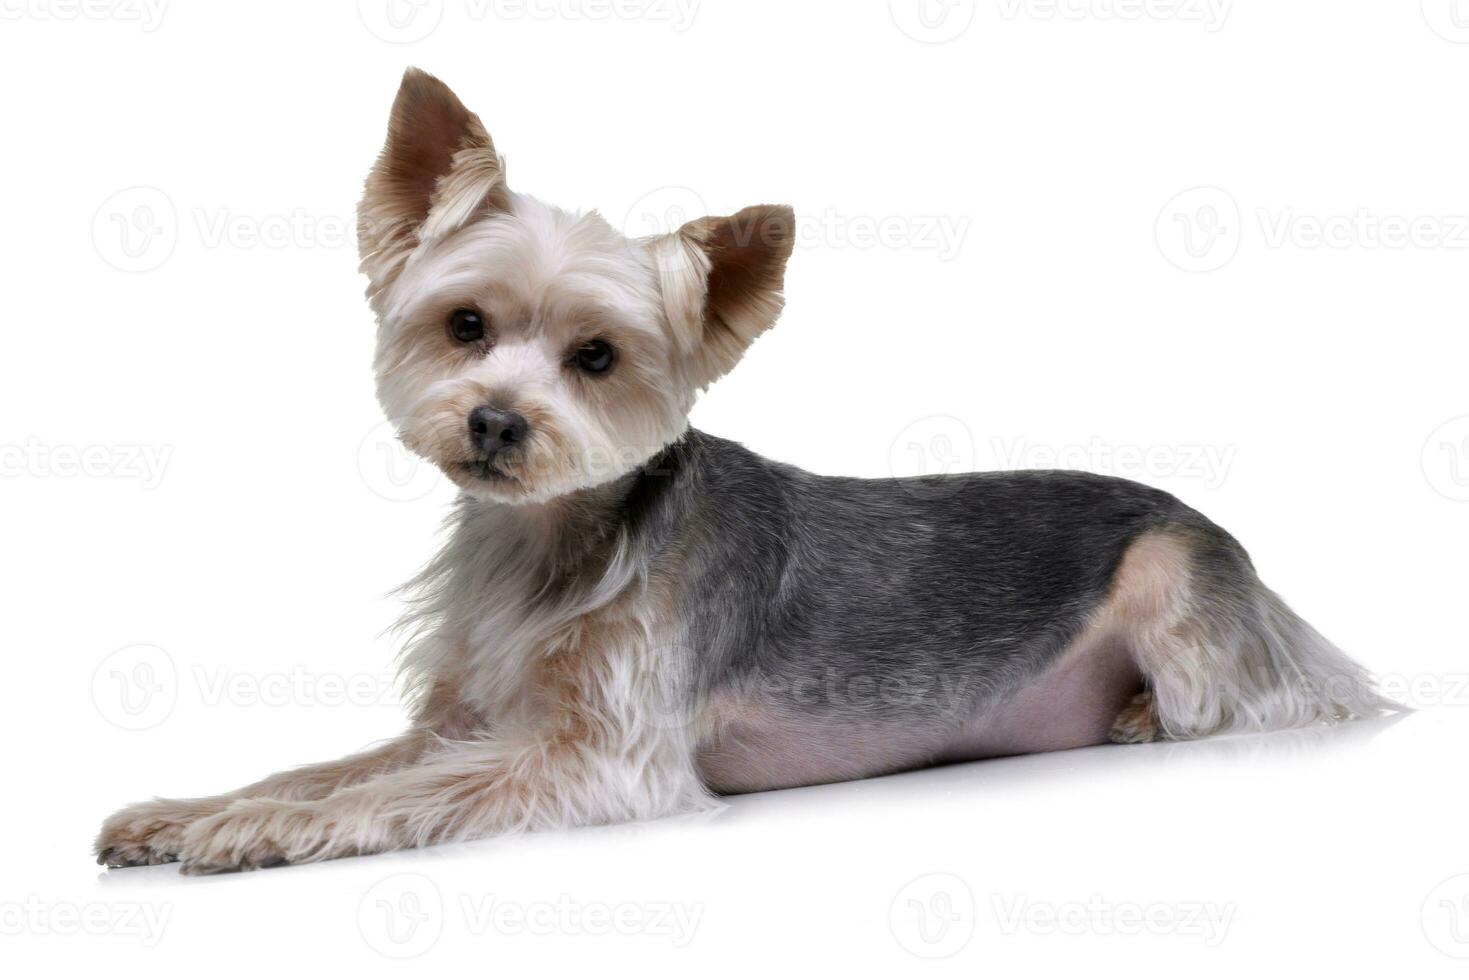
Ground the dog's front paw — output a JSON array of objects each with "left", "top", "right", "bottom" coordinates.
[
  {"left": 96, "top": 798, "right": 227, "bottom": 868},
  {"left": 176, "top": 799, "right": 333, "bottom": 875}
]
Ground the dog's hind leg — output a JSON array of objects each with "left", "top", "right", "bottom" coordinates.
[
  {"left": 1106, "top": 689, "right": 1162, "bottom": 744},
  {"left": 1103, "top": 527, "right": 1396, "bottom": 742}
]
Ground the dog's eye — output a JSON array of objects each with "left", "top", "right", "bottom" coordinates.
[
  {"left": 573, "top": 339, "right": 615, "bottom": 374},
  {"left": 448, "top": 308, "right": 486, "bottom": 344}
]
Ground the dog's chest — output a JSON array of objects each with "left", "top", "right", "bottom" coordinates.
[{"left": 447, "top": 563, "right": 682, "bottom": 745}]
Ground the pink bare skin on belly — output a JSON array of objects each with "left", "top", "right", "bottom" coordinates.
[
  {"left": 696, "top": 635, "right": 1143, "bottom": 795},
  {"left": 938, "top": 633, "right": 1142, "bottom": 762}
]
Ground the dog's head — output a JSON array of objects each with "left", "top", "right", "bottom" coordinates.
[{"left": 358, "top": 69, "right": 794, "bottom": 504}]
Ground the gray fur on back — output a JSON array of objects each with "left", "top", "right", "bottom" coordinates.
[{"left": 624, "top": 429, "right": 1222, "bottom": 722}]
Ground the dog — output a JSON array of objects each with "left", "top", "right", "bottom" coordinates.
[{"left": 96, "top": 69, "right": 1394, "bottom": 874}]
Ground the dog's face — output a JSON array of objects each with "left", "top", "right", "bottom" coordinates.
[{"left": 358, "top": 69, "right": 795, "bottom": 504}]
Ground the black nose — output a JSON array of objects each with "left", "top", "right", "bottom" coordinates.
[{"left": 467, "top": 406, "right": 528, "bottom": 457}]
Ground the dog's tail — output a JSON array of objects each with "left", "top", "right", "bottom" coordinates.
[{"left": 1134, "top": 525, "right": 1403, "bottom": 739}]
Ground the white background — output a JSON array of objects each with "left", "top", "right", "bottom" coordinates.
[{"left": 2, "top": 0, "right": 1467, "bottom": 975}]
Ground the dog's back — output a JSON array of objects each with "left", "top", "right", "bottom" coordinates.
[{"left": 653, "top": 430, "right": 1389, "bottom": 792}]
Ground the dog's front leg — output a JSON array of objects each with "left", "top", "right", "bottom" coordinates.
[
  {"left": 95, "top": 730, "right": 437, "bottom": 868},
  {"left": 172, "top": 734, "right": 711, "bottom": 875},
  {"left": 96, "top": 676, "right": 482, "bottom": 868}
]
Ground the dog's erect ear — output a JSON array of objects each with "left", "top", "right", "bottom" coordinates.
[
  {"left": 358, "top": 68, "right": 508, "bottom": 284},
  {"left": 652, "top": 204, "right": 796, "bottom": 387}
]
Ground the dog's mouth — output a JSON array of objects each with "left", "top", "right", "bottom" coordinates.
[{"left": 457, "top": 457, "right": 520, "bottom": 486}]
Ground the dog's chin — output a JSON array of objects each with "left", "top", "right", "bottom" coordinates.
[
  {"left": 446, "top": 458, "right": 532, "bottom": 503},
  {"left": 443, "top": 457, "right": 587, "bottom": 506},
  {"left": 428, "top": 437, "right": 676, "bottom": 507}
]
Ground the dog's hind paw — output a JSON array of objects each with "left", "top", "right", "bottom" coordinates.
[{"left": 1107, "top": 690, "right": 1162, "bottom": 744}]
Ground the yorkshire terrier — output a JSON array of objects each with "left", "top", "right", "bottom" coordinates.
[{"left": 97, "top": 69, "right": 1392, "bottom": 874}]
